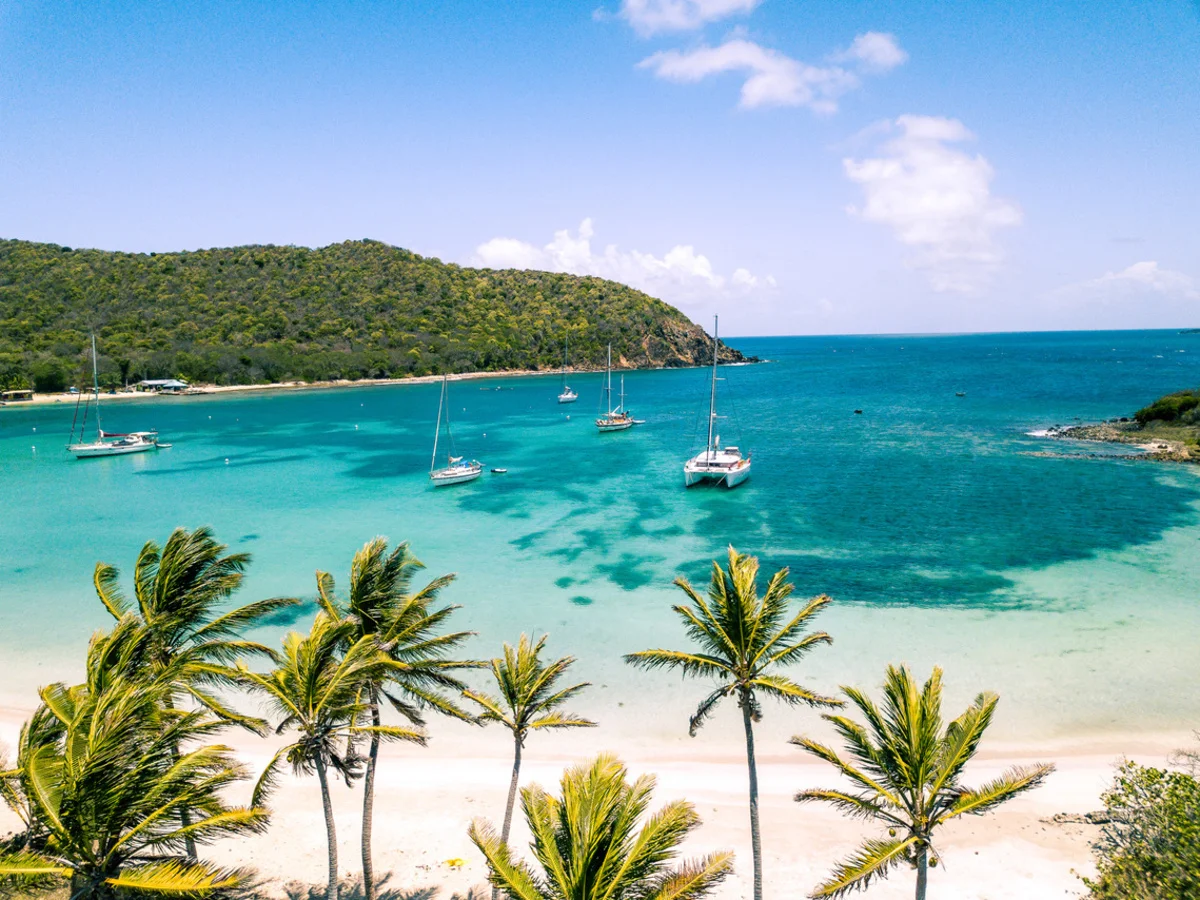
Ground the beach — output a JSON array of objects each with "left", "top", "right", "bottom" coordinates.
[
  {"left": 3, "top": 700, "right": 1186, "bottom": 899},
  {"left": 3, "top": 369, "right": 562, "bottom": 408}
]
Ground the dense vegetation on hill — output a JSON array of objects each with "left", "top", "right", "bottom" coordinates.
[{"left": 0, "top": 239, "right": 748, "bottom": 390}]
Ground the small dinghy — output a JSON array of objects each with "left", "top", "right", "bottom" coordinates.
[{"left": 491, "top": 467, "right": 508, "bottom": 474}]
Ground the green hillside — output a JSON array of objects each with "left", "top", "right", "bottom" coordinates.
[{"left": 0, "top": 239, "right": 749, "bottom": 390}]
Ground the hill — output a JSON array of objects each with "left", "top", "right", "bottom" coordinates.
[{"left": 0, "top": 238, "right": 750, "bottom": 390}]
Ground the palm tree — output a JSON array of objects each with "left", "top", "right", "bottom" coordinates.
[
  {"left": 238, "top": 611, "right": 426, "bottom": 900},
  {"left": 93, "top": 525, "right": 298, "bottom": 723},
  {"left": 624, "top": 547, "right": 839, "bottom": 900},
  {"left": 792, "top": 665, "right": 1055, "bottom": 899},
  {"left": 315, "top": 537, "right": 476, "bottom": 900},
  {"left": 93, "top": 526, "right": 298, "bottom": 859},
  {"left": 469, "top": 753, "right": 732, "bottom": 900},
  {"left": 462, "top": 634, "right": 596, "bottom": 900},
  {"left": 0, "top": 630, "right": 267, "bottom": 900}
]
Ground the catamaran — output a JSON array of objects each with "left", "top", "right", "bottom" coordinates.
[
  {"left": 683, "top": 316, "right": 750, "bottom": 488},
  {"left": 429, "top": 376, "right": 483, "bottom": 486},
  {"left": 67, "top": 335, "right": 159, "bottom": 459},
  {"left": 557, "top": 333, "right": 578, "bottom": 404},
  {"left": 595, "top": 344, "right": 635, "bottom": 432}
]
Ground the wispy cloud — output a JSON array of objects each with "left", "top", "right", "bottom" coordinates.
[
  {"left": 473, "top": 218, "right": 774, "bottom": 314},
  {"left": 1047, "top": 262, "right": 1199, "bottom": 327},
  {"left": 638, "top": 32, "right": 906, "bottom": 113},
  {"left": 843, "top": 115, "right": 1021, "bottom": 292},
  {"left": 617, "top": 0, "right": 761, "bottom": 36},
  {"left": 1056, "top": 261, "right": 1200, "bottom": 302}
]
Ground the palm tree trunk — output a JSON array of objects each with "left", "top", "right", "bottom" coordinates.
[
  {"left": 492, "top": 734, "right": 523, "bottom": 900},
  {"left": 162, "top": 697, "right": 197, "bottom": 862},
  {"left": 362, "top": 689, "right": 381, "bottom": 900},
  {"left": 914, "top": 847, "right": 928, "bottom": 900},
  {"left": 316, "top": 755, "right": 340, "bottom": 900},
  {"left": 741, "top": 699, "right": 763, "bottom": 900}
]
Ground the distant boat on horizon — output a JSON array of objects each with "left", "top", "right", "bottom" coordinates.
[
  {"left": 429, "top": 376, "right": 483, "bottom": 486},
  {"left": 683, "top": 316, "right": 750, "bottom": 488},
  {"left": 557, "top": 333, "right": 578, "bottom": 404},
  {"left": 67, "top": 334, "right": 159, "bottom": 458}
]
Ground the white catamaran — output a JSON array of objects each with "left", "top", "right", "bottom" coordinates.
[
  {"left": 557, "top": 333, "right": 578, "bottom": 404},
  {"left": 429, "top": 376, "right": 483, "bottom": 486},
  {"left": 683, "top": 316, "right": 750, "bottom": 488},
  {"left": 595, "top": 343, "right": 636, "bottom": 432},
  {"left": 67, "top": 335, "right": 159, "bottom": 459}
]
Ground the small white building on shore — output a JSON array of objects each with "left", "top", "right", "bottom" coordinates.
[{"left": 136, "top": 379, "right": 190, "bottom": 394}]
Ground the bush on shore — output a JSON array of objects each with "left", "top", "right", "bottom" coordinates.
[{"left": 1084, "top": 759, "right": 1200, "bottom": 899}]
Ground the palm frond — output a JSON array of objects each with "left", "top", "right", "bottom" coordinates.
[
  {"left": 648, "top": 852, "right": 734, "bottom": 900},
  {"left": 0, "top": 852, "right": 72, "bottom": 877},
  {"left": 106, "top": 860, "right": 247, "bottom": 894},
  {"left": 943, "top": 763, "right": 1055, "bottom": 821},
  {"left": 809, "top": 836, "right": 917, "bottom": 899}
]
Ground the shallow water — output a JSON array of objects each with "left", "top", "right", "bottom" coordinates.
[{"left": 1, "top": 330, "right": 1198, "bottom": 747}]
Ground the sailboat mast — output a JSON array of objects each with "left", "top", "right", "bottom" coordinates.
[
  {"left": 618, "top": 374, "right": 625, "bottom": 415},
  {"left": 563, "top": 333, "right": 568, "bottom": 386},
  {"left": 91, "top": 333, "right": 103, "bottom": 437},
  {"left": 430, "top": 377, "right": 445, "bottom": 474},
  {"left": 605, "top": 344, "right": 612, "bottom": 411},
  {"left": 706, "top": 316, "right": 718, "bottom": 456}
]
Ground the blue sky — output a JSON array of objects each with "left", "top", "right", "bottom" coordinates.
[{"left": 1, "top": 0, "right": 1197, "bottom": 335}]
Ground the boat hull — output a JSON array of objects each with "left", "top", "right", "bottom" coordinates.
[
  {"left": 431, "top": 464, "right": 483, "bottom": 486},
  {"left": 558, "top": 393, "right": 578, "bottom": 404},
  {"left": 683, "top": 452, "right": 751, "bottom": 488},
  {"left": 70, "top": 440, "right": 157, "bottom": 458},
  {"left": 596, "top": 418, "right": 634, "bottom": 432}
]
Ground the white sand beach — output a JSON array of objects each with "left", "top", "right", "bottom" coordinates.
[{"left": 1, "top": 702, "right": 1187, "bottom": 899}]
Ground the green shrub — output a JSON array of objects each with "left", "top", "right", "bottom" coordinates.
[
  {"left": 1084, "top": 760, "right": 1200, "bottom": 899},
  {"left": 1134, "top": 391, "right": 1200, "bottom": 425}
]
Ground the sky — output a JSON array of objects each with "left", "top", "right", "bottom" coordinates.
[{"left": 1, "top": 0, "right": 1198, "bottom": 336}]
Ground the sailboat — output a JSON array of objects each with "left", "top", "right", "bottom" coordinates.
[
  {"left": 683, "top": 316, "right": 750, "bottom": 487},
  {"left": 429, "top": 376, "right": 483, "bottom": 486},
  {"left": 67, "top": 335, "right": 158, "bottom": 459},
  {"left": 557, "top": 333, "right": 578, "bottom": 404},
  {"left": 595, "top": 344, "right": 635, "bottom": 432}
]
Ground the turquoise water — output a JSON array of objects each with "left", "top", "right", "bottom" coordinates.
[{"left": 2, "top": 330, "right": 1198, "bottom": 746}]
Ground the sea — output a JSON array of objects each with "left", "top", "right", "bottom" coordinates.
[{"left": 2, "top": 330, "right": 1198, "bottom": 754}]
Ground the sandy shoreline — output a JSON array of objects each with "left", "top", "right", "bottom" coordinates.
[
  {"left": 0, "top": 368, "right": 567, "bottom": 409},
  {"left": 0, "top": 699, "right": 1190, "bottom": 899}
]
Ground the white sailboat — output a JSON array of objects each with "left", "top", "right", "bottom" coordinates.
[
  {"left": 595, "top": 344, "right": 635, "bottom": 432},
  {"left": 67, "top": 335, "right": 158, "bottom": 459},
  {"left": 557, "top": 333, "right": 578, "bottom": 404},
  {"left": 683, "top": 316, "right": 750, "bottom": 488},
  {"left": 429, "top": 376, "right": 483, "bottom": 486}
]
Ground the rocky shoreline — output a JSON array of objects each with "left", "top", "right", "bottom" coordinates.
[{"left": 1038, "top": 421, "right": 1197, "bottom": 464}]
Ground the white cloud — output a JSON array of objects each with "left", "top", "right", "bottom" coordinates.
[
  {"left": 834, "top": 32, "right": 908, "bottom": 72},
  {"left": 618, "top": 0, "right": 760, "bottom": 35},
  {"left": 473, "top": 218, "right": 774, "bottom": 313},
  {"left": 843, "top": 115, "right": 1021, "bottom": 292},
  {"left": 1086, "top": 261, "right": 1200, "bottom": 299},
  {"left": 1047, "top": 262, "right": 1200, "bottom": 328},
  {"left": 638, "top": 32, "right": 906, "bottom": 113}
]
